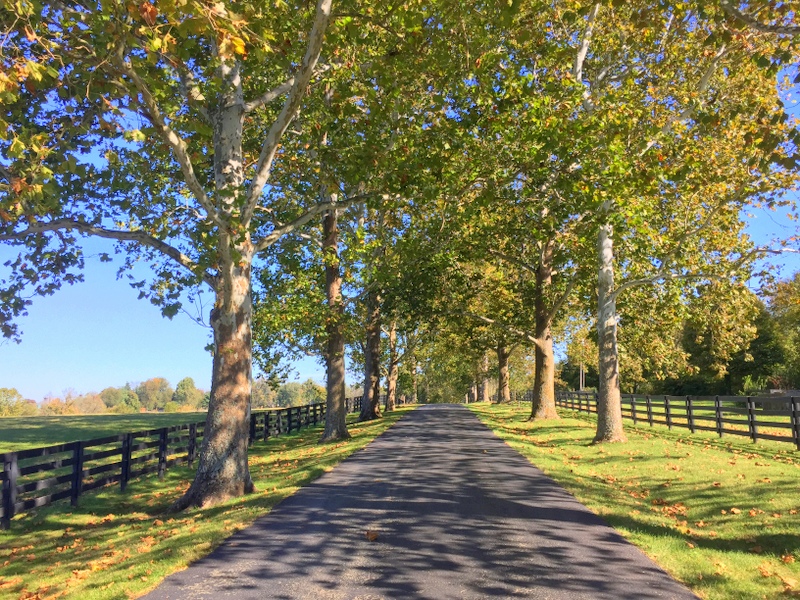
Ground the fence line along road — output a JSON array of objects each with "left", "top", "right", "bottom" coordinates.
[
  {"left": 539, "top": 390, "right": 800, "bottom": 450},
  {"left": 1, "top": 394, "right": 401, "bottom": 530}
]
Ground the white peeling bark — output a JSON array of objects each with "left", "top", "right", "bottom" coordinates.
[{"left": 595, "top": 222, "right": 626, "bottom": 443}]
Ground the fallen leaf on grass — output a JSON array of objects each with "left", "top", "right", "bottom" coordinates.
[
  {"left": 783, "top": 555, "right": 796, "bottom": 564},
  {"left": 365, "top": 531, "right": 379, "bottom": 542},
  {"left": 0, "top": 577, "right": 23, "bottom": 589},
  {"left": 730, "top": 507, "right": 741, "bottom": 515}
]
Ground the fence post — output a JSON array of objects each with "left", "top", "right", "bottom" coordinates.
[
  {"left": 714, "top": 396, "right": 723, "bottom": 437},
  {"left": 791, "top": 397, "right": 800, "bottom": 451},
  {"left": 2, "top": 453, "right": 18, "bottom": 529},
  {"left": 646, "top": 395, "right": 653, "bottom": 426},
  {"left": 665, "top": 396, "right": 672, "bottom": 429},
  {"left": 71, "top": 441, "right": 84, "bottom": 507},
  {"left": 121, "top": 433, "right": 132, "bottom": 492},
  {"left": 746, "top": 396, "right": 758, "bottom": 442},
  {"left": 249, "top": 412, "right": 256, "bottom": 446},
  {"left": 158, "top": 428, "right": 168, "bottom": 479},
  {"left": 264, "top": 412, "right": 271, "bottom": 440},
  {"left": 686, "top": 396, "right": 695, "bottom": 434},
  {"left": 631, "top": 397, "right": 637, "bottom": 425}
]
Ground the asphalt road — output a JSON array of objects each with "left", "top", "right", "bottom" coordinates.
[{"left": 143, "top": 404, "right": 698, "bottom": 599}]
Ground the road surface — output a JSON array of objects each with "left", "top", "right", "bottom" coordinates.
[{"left": 144, "top": 404, "right": 698, "bottom": 599}]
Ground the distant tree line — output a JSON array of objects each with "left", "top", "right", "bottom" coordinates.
[
  {"left": 0, "top": 377, "right": 327, "bottom": 417},
  {"left": 558, "top": 272, "right": 800, "bottom": 397}
]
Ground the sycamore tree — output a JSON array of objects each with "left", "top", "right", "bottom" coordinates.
[
  {"left": 492, "top": 0, "right": 800, "bottom": 442},
  {"left": 0, "top": 0, "right": 469, "bottom": 507}
]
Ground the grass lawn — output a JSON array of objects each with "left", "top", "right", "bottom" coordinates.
[
  {"left": 470, "top": 402, "right": 800, "bottom": 600},
  {"left": 0, "top": 413, "right": 210, "bottom": 453},
  {"left": 0, "top": 408, "right": 413, "bottom": 599}
]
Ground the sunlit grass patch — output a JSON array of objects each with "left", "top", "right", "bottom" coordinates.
[
  {"left": 470, "top": 403, "right": 800, "bottom": 600},
  {"left": 0, "top": 413, "right": 209, "bottom": 453},
  {"left": 0, "top": 408, "right": 412, "bottom": 599}
]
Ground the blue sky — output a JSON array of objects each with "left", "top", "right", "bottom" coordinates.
[
  {"left": 0, "top": 205, "right": 797, "bottom": 403},
  {"left": 0, "top": 236, "right": 327, "bottom": 401}
]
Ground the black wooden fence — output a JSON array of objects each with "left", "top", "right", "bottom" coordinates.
[
  {"left": 0, "top": 395, "right": 386, "bottom": 529},
  {"left": 550, "top": 391, "right": 800, "bottom": 450}
]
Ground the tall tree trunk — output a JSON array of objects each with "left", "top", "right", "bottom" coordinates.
[
  {"left": 359, "top": 290, "right": 383, "bottom": 421},
  {"left": 596, "top": 222, "right": 627, "bottom": 442},
  {"left": 411, "top": 354, "right": 418, "bottom": 404},
  {"left": 174, "top": 260, "right": 255, "bottom": 509},
  {"left": 531, "top": 240, "right": 559, "bottom": 420},
  {"left": 173, "top": 58, "right": 256, "bottom": 510},
  {"left": 497, "top": 343, "right": 511, "bottom": 403},
  {"left": 321, "top": 207, "right": 349, "bottom": 442},
  {"left": 480, "top": 353, "right": 490, "bottom": 402},
  {"left": 386, "top": 321, "right": 398, "bottom": 412}
]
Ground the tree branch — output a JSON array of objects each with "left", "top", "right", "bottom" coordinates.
[
  {"left": 254, "top": 192, "right": 379, "bottom": 253},
  {"left": 639, "top": 43, "right": 727, "bottom": 157},
  {"left": 485, "top": 248, "right": 538, "bottom": 275},
  {"left": 720, "top": 1, "right": 800, "bottom": 35},
  {"left": 243, "top": 78, "right": 296, "bottom": 114},
  {"left": 176, "top": 66, "right": 209, "bottom": 121},
  {"left": 243, "top": 0, "right": 333, "bottom": 225},
  {"left": 449, "top": 309, "right": 543, "bottom": 351},
  {"left": 546, "top": 274, "right": 576, "bottom": 325},
  {"left": 243, "top": 64, "right": 333, "bottom": 114},
  {"left": 608, "top": 245, "right": 795, "bottom": 303},
  {"left": 0, "top": 218, "right": 217, "bottom": 289},
  {"left": 573, "top": 3, "right": 600, "bottom": 84},
  {"left": 115, "top": 52, "right": 224, "bottom": 229}
]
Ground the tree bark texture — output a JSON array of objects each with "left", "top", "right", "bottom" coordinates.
[
  {"left": 173, "top": 263, "right": 255, "bottom": 509},
  {"left": 411, "top": 354, "right": 418, "bottom": 404},
  {"left": 480, "top": 353, "right": 491, "bottom": 402},
  {"left": 321, "top": 208, "right": 350, "bottom": 442},
  {"left": 595, "top": 223, "right": 627, "bottom": 442},
  {"left": 173, "top": 58, "right": 255, "bottom": 509},
  {"left": 359, "top": 290, "right": 383, "bottom": 421},
  {"left": 497, "top": 344, "right": 511, "bottom": 403},
  {"left": 386, "top": 321, "right": 398, "bottom": 412},
  {"left": 531, "top": 241, "right": 559, "bottom": 420}
]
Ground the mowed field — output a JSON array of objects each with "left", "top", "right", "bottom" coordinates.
[{"left": 0, "top": 413, "right": 208, "bottom": 452}]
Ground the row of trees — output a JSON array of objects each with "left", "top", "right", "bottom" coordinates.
[
  {"left": 558, "top": 271, "right": 800, "bottom": 397},
  {"left": 2, "top": 0, "right": 799, "bottom": 507},
  {"left": 0, "top": 377, "right": 331, "bottom": 417}
]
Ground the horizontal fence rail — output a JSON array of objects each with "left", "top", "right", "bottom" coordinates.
[
  {"left": 1, "top": 394, "right": 397, "bottom": 529},
  {"left": 550, "top": 391, "right": 800, "bottom": 450}
]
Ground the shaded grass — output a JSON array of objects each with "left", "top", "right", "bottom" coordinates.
[
  {"left": 0, "top": 408, "right": 412, "bottom": 599},
  {"left": 470, "top": 403, "right": 800, "bottom": 600},
  {"left": 0, "top": 414, "right": 209, "bottom": 453}
]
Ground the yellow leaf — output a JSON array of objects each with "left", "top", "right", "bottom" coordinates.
[{"left": 231, "top": 36, "right": 246, "bottom": 55}]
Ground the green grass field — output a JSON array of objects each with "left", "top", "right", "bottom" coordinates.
[
  {"left": 470, "top": 403, "right": 800, "bottom": 600},
  {"left": 0, "top": 413, "right": 210, "bottom": 453},
  {"left": 0, "top": 408, "right": 413, "bottom": 599}
]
